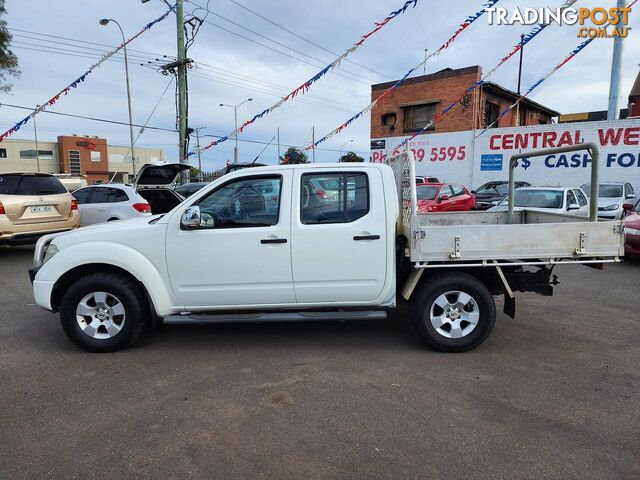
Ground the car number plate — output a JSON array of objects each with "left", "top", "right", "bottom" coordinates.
[{"left": 30, "top": 206, "right": 52, "bottom": 214}]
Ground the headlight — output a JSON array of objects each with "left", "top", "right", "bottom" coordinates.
[
  {"left": 599, "top": 204, "right": 619, "bottom": 211},
  {"left": 626, "top": 227, "right": 640, "bottom": 236},
  {"left": 43, "top": 243, "right": 59, "bottom": 265}
]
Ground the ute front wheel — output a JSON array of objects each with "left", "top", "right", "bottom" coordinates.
[
  {"left": 410, "top": 272, "right": 496, "bottom": 352},
  {"left": 60, "top": 272, "right": 148, "bottom": 352}
]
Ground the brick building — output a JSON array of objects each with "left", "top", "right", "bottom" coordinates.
[
  {"left": 627, "top": 70, "right": 640, "bottom": 118},
  {"left": 370, "top": 65, "right": 559, "bottom": 139}
]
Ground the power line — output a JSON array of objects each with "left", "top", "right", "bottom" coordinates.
[
  {"left": 225, "top": 0, "right": 394, "bottom": 80},
  {"left": 191, "top": 12, "right": 372, "bottom": 87},
  {"left": 0, "top": 102, "right": 369, "bottom": 155},
  {"left": 8, "top": 27, "right": 176, "bottom": 60},
  {"left": 10, "top": 43, "right": 366, "bottom": 113},
  {"left": 190, "top": 1, "right": 377, "bottom": 85}
]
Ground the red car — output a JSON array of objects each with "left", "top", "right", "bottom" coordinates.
[
  {"left": 416, "top": 183, "right": 476, "bottom": 213},
  {"left": 623, "top": 200, "right": 640, "bottom": 257}
]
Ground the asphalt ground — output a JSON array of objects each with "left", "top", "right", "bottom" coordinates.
[{"left": 1, "top": 245, "right": 638, "bottom": 479}]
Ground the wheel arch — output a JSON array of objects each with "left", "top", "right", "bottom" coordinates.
[
  {"left": 402, "top": 267, "right": 504, "bottom": 301},
  {"left": 51, "top": 263, "right": 160, "bottom": 326}
]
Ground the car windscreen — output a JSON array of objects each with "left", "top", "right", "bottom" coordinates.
[
  {"left": 416, "top": 185, "right": 439, "bottom": 201},
  {"left": 501, "top": 189, "right": 563, "bottom": 208},
  {"left": 0, "top": 174, "right": 67, "bottom": 195},
  {"left": 476, "top": 183, "right": 507, "bottom": 195},
  {"left": 581, "top": 184, "right": 623, "bottom": 198}
]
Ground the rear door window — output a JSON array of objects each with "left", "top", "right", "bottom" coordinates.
[
  {"left": 0, "top": 174, "right": 67, "bottom": 195},
  {"left": 301, "top": 172, "right": 369, "bottom": 224},
  {"left": 451, "top": 185, "right": 465, "bottom": 197},
  {"left": 108, "top": 188, "right": 129, "bottom": 203}
]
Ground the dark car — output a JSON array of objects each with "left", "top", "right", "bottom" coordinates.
[
  {"left": 175, "top": 182, "right": 209, "bottom": 198},
  {"left": 473, "top": 180, "right": 531, "bottom": 210},
  {"left": 215, "top": 162, "right": 267, "bottom": 177}
]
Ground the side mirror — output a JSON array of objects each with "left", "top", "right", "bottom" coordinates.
[
  {"left": 623, "top": 202, "right": 634, "bottom": 211},
  {"left": 181, "top": 206, "right": 201, "bottom": 229},
  {"left": 438, "top": 194, "right": 450, "bottom": 202},
  {"left": 626, "top": 194, "right": 635, "bottom": 199},
  {"left": 471, "top": 190, "right": 476, "bottom": 194},
  {"left": 567, "top": 203, "right": 580, "bottom": 211}
]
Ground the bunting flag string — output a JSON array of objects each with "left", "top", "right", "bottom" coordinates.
[
  {"left": 476, "top": 0, "right": 637, "bottom": 137},
  {"left": 194, "top": 0, "right": 420, "bottom": 156},
  {"left": 305, "top": 0, "right": 500, "bottom": 152},
  {"left": 0, "top": 4, "right": 176, "bottom": 143},
  {"left": 389, "top": 0, "right": 577, "bottom": 153}
]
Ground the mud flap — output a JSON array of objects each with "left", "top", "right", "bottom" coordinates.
[{"left": 504, "top": 294, "right": 516, "bottom": 319}]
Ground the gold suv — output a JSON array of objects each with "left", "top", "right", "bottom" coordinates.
[{"left": 0, "top": 173, "right": 80, "bottom": 245}]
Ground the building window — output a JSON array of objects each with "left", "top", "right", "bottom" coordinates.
[
  {"left": 539, "top": 119, "right": 548, "bottom": 125},
  {"left": 90, "top": 151, "right": 101, "bottom": 162},
  {"left": 381, "top": 112, "right": 397, "bottom": 129},
  {"left": 0, "top": 148, "right": 6, "bottom": 158},
  {"left": 484, "top": 101, "right": 500, "bottom": 128},
  {"left": 69, "top": 150, "right": 81, "bottom": 175},
  {"left": 403, "top": 104, "right": 436, "bottom": 132},
  {"left": 19, "top": 149, "right": 54, "bottom": 160}
]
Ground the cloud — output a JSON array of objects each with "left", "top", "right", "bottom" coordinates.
[{"left": 1, "top": 0, "right": 638, "bottom": 171}]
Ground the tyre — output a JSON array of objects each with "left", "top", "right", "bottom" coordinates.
[
  {"left": 60, "top": 272, "right": 149, "bottom": 352},
  {"left": 410, "top": 272, "right": 496, "bottom": 353}
]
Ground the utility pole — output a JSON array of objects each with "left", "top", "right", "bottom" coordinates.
[
  {"left": 219, "top": 98, "right": 252, "bottom": 164},
  {"left": 176, "top": 0, "right": 188, "bottom": 161},
  {"left": 33, "top": 105, "right": 40, "bottom": 173},
  {"left": 607, "top": 0, "right": 627, "bottom": 120},
  {"left": 517, "top": 34, "right": 524, "bottom": 95},
  {"left": 312, "top": 126, "right": 315, "bottom": 163},
  {"left": 277, "top": 127, "right": 280, "bottom": 161},
  {"left": 192, "top": 126, "right": 206, "bottom": 181}
]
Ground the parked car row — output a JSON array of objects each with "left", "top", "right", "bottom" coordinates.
[{"left": 3, "top": 167, "right": 640, "bottom": 260}]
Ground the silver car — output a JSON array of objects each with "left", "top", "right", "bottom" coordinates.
[{"left": 581, "top": 182, "right": 636, "bottom": 220}]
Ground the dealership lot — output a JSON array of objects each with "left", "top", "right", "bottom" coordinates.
[{"left": 1, "top": 245, "right": 638, "bottom": 479}]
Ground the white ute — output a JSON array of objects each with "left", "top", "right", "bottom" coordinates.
[{"left": 30, "top": 144, "right": 625, "bottom": 353}]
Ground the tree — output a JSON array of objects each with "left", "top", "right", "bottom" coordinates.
[
  {"left": 339, "top": 151, "right": 364, "bottom": 162},
  {"left": 280, "top": 146, "right": 308, "bottom": 164},
  {"left": 0, "top": 0, "right": 19, "bottom": 93}
]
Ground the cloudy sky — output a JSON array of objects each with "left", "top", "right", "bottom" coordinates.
[{"left": 1, "top": 0, "right": 638, "bottom": 170}]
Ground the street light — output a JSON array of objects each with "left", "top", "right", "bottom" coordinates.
[
  {"left": 100, "top": 18, "right": 136, "bottom": 177},
  {"left": 339, "top": 139, "right": 354, "bottom": 159},
  {"left": 220, "top": 98, "right": 253, "bottom": 164}
]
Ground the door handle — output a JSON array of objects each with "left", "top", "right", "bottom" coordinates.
[
  {"left": 353, "top": 235, "right": 380, "bottom": 241},
  {"left": 261, "top": 238, "right": 287, "bottom": 244}
]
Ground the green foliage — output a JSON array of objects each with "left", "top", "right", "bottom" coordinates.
[
  {"left": 339, "top": 151, "right": 365, "bottom": 162},
  {"left": 280, "top": 146, "right": 308, "bottom": 164},
  {"left": 0, "top": 0, "right": 19, "bottom": 93}
]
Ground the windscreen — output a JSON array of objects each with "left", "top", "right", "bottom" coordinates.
[
  {"left": 581, "top": 184, "right": 623, "bottom": 198},
  {"left": 0, "top": 174, "right": 67, "bottom": 195},
  {"left": 501, "top": 189, "right": 564, "bottom": 208},
  {"left": 416, "top": 185, "right": 439, "bottom": 201}
]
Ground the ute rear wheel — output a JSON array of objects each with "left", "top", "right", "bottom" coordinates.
[
  {"left": 60, "top": 272, "right": 148, "bottom": 352},
  {"left": 410, "top": 272, "right": 495, "bottom": 352}
]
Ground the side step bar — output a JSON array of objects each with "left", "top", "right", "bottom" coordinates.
[{"left": 163, "top": 310, "right": 387, "bottom": 325}]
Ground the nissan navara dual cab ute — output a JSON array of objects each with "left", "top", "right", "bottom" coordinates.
[{"left": 29, "top": 161, "right": 624, "bottom": 353}]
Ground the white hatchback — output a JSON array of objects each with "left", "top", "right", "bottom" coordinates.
[
  {"left": 489, "top": 186, "right": 590, "bottom": 217},
  {"left": 72, "top": 184, "right": 152, "bottom": 226},
  {"left": 72, "top": 163, "right": 189, "bottom": 226}
]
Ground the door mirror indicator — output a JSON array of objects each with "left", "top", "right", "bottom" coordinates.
[
  {"left": 181, "top": 206, "right": 201, "bottom": 229},
  {"left": 438, "top": 194, "right": 450, "bottom": 202}
]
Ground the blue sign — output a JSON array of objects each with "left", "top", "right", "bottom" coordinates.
[{"left": 481, "top": 154, "right": 503, "bottom": 171}]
